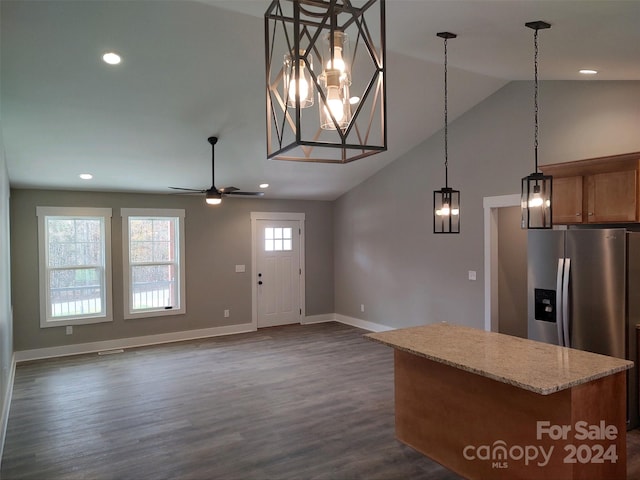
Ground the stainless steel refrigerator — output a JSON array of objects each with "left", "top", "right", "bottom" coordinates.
[{"left": 528, "top": 228, "right": 640, "bottom": 429}]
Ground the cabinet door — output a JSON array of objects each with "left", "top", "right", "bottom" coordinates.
[
  {"left": 552, "top": 176, "right": 583, "bottom": 224},
  {"left": 587, "top": 170, "right": 638, "bottom": 223}
]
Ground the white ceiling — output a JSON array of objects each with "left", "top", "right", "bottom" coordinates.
[{"left": 2, "top": 1, "right": 639, "bottom": 201}]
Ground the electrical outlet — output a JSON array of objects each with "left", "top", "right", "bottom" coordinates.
[
  {"left": 468, "top": 270, "right": 477, "bottom": 281},
  {"left": 360, "top": 304, "right": 365, "bottom": 313},
  {"left": 66, "top": 326, "right": 73, "bottom": 335},
  {"left": 224, "top": 309, "right": 230, "bottom": 318}
]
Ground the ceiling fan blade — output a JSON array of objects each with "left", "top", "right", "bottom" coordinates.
[
  {"left": 225, "top": 191, "right": 265, "bottom": 197},
  {"left": 219, "top": 186, "right": 240, "bottom": 194},
  {"left": 169, "top": 187, "right": 207, "bottom": 193}
]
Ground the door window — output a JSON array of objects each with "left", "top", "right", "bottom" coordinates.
[{"left": 264, "top": 227, "right": 293, "bottom": 252}]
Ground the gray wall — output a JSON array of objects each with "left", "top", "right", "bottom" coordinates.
[
  {"left": 10, "top": 190, "right": 333, "bottom": 351},
  {"left": 0, "top": 127, "right": 13, "bottom": 435},
  {"left": 334, "top": 81, "right": 640, "bottom": 329}
]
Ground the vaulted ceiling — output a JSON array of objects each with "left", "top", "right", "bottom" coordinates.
[{"left": 2, "top": 1, "right": 639, "bottom": 200}]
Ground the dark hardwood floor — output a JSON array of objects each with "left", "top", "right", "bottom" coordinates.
[{"left": 2, "top": 322, "right": 639, "bottom": 480}]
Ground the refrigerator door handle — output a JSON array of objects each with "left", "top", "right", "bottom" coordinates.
[
  {"left": 556, "top": 258, "right": 565, "bottom": 346},
  {"left": 562, "top": 258, "right": 571, "bottom": 348}
]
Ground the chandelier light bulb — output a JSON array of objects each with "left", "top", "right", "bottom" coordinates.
[
  {"left": 326, "top": 86, "right": 344, "bottom": 122},
  {"left": 284, "top": 51, "right": 314, "bottom": 109},
  {"left": 327, "top": 48, "right": 345, "bottom": 74},
  {"left": 289, "top": 76, "right": 310, "bottom": 105}
]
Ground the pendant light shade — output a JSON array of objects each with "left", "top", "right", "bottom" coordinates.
[
  {"left": 433, "top": 32, "right": 460, "bottom": 234},
  {"left": 434, "top": 187, "right": 460, "bottom": 233},
  {"left": 265, "top": 0, "right": 387, "bottom": 163},
  {"left": 521, "top": 21, "right": 553, "bottom": 229}
]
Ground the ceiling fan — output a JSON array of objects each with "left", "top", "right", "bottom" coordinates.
[{"left": 169, "top": 136, "right": 264, "bottom": 205}]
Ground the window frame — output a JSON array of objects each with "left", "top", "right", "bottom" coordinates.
[
  {"left": 121, "top": 208, "right": 186, "bottom": 319},
  {"left": 36, "top": 206, "right": 113, "bottom": 328}
]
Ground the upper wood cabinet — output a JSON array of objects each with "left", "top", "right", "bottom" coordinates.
[
  {"left": 552, "top": 175, "right": 583, "bottom": 224},
  {"left": 540, "top": 152, "right": 640, "bottom": 225}
]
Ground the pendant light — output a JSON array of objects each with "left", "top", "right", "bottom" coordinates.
[
  {"left": 521, "top": 21, "right": 552, "bottom": 229},
  {"left": 265, "top": 0, "right": 387, "bottom": 163},
  {"left": 433, "top": 32, "right": 460, "bottom": 234}
]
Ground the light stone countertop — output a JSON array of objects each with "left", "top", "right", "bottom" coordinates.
[{"left": 366, "top": 323, "right": 633, "bottom": 395}]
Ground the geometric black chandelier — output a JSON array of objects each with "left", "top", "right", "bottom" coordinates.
[
  {"left": 265, "top": 0, "right": 387, "bottom": 163},
  {"left": 433, "top": 32, "right": 460, "bottom": 234},
  {"left": 521, "top": 21, "right": 552, "bottom": 229}
]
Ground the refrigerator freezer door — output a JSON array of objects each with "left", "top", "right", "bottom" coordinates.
[
  {"left": 528, "top": 230, "right": 565, "bottom": 344},
  {"left": 566, "top": 229, "right": 626, "bottom": 359}
]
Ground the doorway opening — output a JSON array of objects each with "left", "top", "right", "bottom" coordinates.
[{"left": 483, "top": 194, "right": 527, "bottom": 335}]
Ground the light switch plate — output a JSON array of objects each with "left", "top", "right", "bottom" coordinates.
[
  {"left": 468, "top": 270, "right": 477, "bottom": 281},
  {"left": 235, "top": 265, "right": 246, "bottom": 273}
]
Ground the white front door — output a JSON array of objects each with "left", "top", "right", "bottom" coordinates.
[{"left": 255, "top": 219, "right": 302, "bottom": 328}]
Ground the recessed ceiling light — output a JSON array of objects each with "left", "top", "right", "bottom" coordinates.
[
  {"left": 259, "top": 183, "right": 269, "bottom": 189},
  {"left": 79, "top": 173, "right": 93, "bottom": 180},
  {"left": 579, "top": 69, "right": 598, "bottom": 75},
  {"left": 102, "top": 52, "right": 121, "bottom": 65}
]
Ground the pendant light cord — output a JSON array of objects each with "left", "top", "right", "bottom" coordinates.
[
  {"left": 533, "top": 28, "right": 539, "bottom": 173},
  {"left": 444, "top": 36, "right": 449, "bottom": 188}
]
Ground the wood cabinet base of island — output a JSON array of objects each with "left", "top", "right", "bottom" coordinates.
[{"left": 394, "top": 350, "right": 627, "bottom": 480}]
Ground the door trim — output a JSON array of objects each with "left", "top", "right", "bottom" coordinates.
[
  {"left": 483, "top": 194, "right": 520, "bottom": 333},
  {"left": 250, "top": 212, "right": 306, "bottom": 329}
]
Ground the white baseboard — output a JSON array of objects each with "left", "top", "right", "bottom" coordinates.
[
  {"left": 15, "top": 323, "right": 256, "bottom": 363},
  {"left": 303, "top": 313, "right": 394, "bottom": 332},
  {"left": 334, "top": 314, "right": 395, "bottom": 332},
  {"left": 14, "top": 315, "right": 394, "bottom": 363},
  {"left": 302, "top": 313, "right": 336, "bottom": 325},
  {"left": 0, "top": 353, "right": 16, "bottom": 462}
]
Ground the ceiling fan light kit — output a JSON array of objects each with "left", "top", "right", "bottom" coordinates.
[
  {"left": 169, "top": 136, "right": 264, "bottom": 206},
  {"left": 521, "top": 20, "right": 553, "bottom": 229},
  {"left": 265, "top": 0, "right": 387, "bottom": 163}
]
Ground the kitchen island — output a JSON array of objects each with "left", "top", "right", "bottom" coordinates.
[{"left": 366, "top": 323, "right": 633, "bottom": 480}]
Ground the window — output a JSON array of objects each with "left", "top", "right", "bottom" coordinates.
[
  {"left": 36, "top": 207, "right": 113, "bottom": 327},
  {"left": 121, "top": 209, "right": 186, "bottom": 319},
  {"left": 265, "top": 227, "right": 293, "bottom": 251}
]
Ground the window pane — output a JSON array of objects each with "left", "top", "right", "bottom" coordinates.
[
  {"left": 130, "top": 241, "right": 153, "bottom": 263},
  {"left": 265, "top": 227, "right": 274, "bottom": 239},
  {"left": 283, "top": 228, "right": 292, "bottom": 239},
  {"left": 130, "top": 218, "right": 175, "bottom": 263},
  {"left": 275, "top": 239, "right": 283, "bottom": 251},
  {"left": 152, "top": 219, "right": 172, "bottom": 241},
  {"left": 50, "top": 268, "right": 103, "bottom": 317},
  {"left": 131, "top": 218, "right": 153, "bottom": 241},
  {"left": 283, "top": 239, "right": 292, "bottom": 251},
  {"left": 47, "top": 218, "right": 102, "bottom": 267},
  {"left": 274, "top": 228, "right": 283, "bottom": 239},
  {"left": 131, "top": 265, "right": 176, "bottom": 310},
  {"left": 265, "top": 239, "right": 274, "bottom": 251},
  {"left": 153, "top": 241, "right": 171, "bottom": 262}
]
